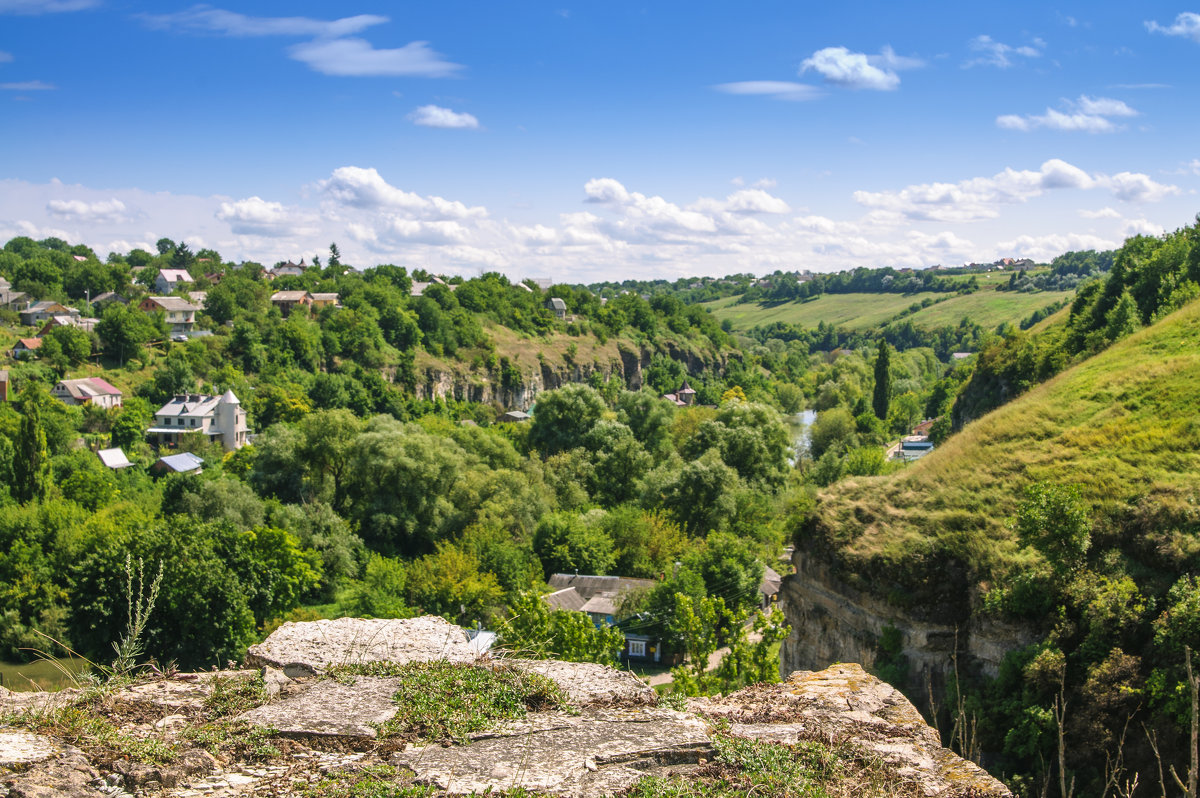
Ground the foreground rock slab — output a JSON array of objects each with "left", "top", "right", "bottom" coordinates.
[
  {"left": 244, "top": 616, "right": 478, "bottom": 673},
  {"left": 691, "top": 663, "right": 1012, "bottom": 798},
  {"left": 395, "top": 707, "right": 710, "bottom": 797},
  {"left": 237, "top": 676, "right": 403, "bottom": 738}
]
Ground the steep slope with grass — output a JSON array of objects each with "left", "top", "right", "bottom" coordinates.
[{"left": 797, "top": 296, "right": 1200, "bottom": 616}]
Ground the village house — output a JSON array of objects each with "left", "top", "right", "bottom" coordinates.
[
  {"left": 37, "top": 315, "right": 98, "bottom": 337},
  {"left": 267, "top": 260, "right": 307, "bottom": 280},
  {"left": 270, "top": 290, "right": 312, "bottom": 317},
  {"left": 155, "top": 268, "right": 193, "bottom": 294},
  {"left": 0, "top": 289, "right": 28, "bottom": 311},
  {"left": 187, "top": 291, "right": 207, "bottom": 309},
  {"left": 309, "top": 292, "right": 340, "bottom": 310},
  {"left": 661, "top": 381, "right": 696, "bottom": 407},
  {"left": 90, "top": 292, "right": 127, "bottom": 310},
  {"left": 544, "top": 573, "right": 668, "bottom": 664},
  {"left": 140, "top": 296, "right": 199, "bottom": 333},
  {"left": 20, "top": 301, "right": 79, "bottom": 326},
  {"left": 147, "top": 390, "right": 249, "bottom": 451},
  {"left": 10, "top": 338, "right": 42, "bottom": 359},
  {"left": 151, "top": 452, "right": 205, "bottom": 476},
  {"left": 497, "top": 410, "right": 531, "bottom": 423},
  {"left": 545, "top": 297, "right": 567, "bottom": 320},
  {"left": 52, "top": 377, "right": 122, "bottom": 409},
  {"left": 96, "top": 448, "right": 134, "bottom": 469}
]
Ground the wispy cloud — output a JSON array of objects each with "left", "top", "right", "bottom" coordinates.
[
  {"left": 409, "top": 104, "right": 479, "bottom": 129},
  {"left": 964, "top": 35, "right": 1043, "bottom": 68},
  {"left": 47, "top": 198, "right": 128, "bottom": 223},
  {"left": 997, "top": 95, "right": 1138, "bottom": 133},
  {"left": 1146, "top": 12, "right": 1200, "bottom": 43},
  {"left": 1109, "top": 82, "right": 1170, "bottom": 90},
  {"left": 0, "top": 51, "right": 12, "bottom": 62},
  {"left": 713, "top": 81, "right": 822, "bottom": 101},
  {"left": 0, "top": 80, "right": 55, "bottom": 90},
  {"left": 800, "top": 45, "right": 922, "bottom": 90},
  {"left": 140, "top": 6, "right": 464, "bottom": 79},
  {"left": 0, "top": 0, "right": 96, "bottom": 13},
  {"left": 289, "top": 38, "right": 460, "bottom": 77},
  {"left": 139, "top": 6, "right": 387, "bottom": 38}
]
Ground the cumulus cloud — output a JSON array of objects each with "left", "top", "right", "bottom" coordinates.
[
  {"left": 288, "top": 38, "right": 461, "bottom": 77},
  {"left": 0, "top": 0, "right": 96, "bottom": 12},
  {"left": 997, "top": 232, "right": 1120, "bottom": 261},
  {"left": 1121, "top": 218, "right": 1166, "bottom": 237},
  {"left": 964, "top": 35, "right": 1043, "bottom": 68},
  {"left": 47, "top": 198, "right": 127, "bottom": 223},
  {"left": 318, "top": 166, "right": 487, "bottom": 219},
  {"left": 1079, "top": 207, "right": 1121, "bottom": 219},
  {"left": 139, "top": 6, "right": 387, "bottom": 37},
  {"left": 215, "top": 196, "right": 317, "bottom": 236},
  {"left": 1146, "top": 12, "right": 1200, "bottom": 43},
  {"left": 723, "top": 189, "right": 790, "bottom": 214},
  {"left": 997, "top": 95, "right": 1138, "bottom": 133},
  {"left": 713, "top": 81, "right": 823, "bottom": 101},
  {"left": 800, "top": 46, "right": 921, "bottom": 90},
  {"left": 0, "top": 80, "right": 55, "bottom": 90},
  {"left": 853, "top": 158, "right": 1175, "bottom": 222},
  {"left": 409, "top": 104, "right": 479, "bottom": 129}
]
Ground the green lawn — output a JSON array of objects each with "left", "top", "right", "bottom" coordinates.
[{"left": 705, "top": 284, "right": 1072, "bottom": 333}]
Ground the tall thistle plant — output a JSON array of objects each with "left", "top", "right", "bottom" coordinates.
[{"left": 111, "top": 555, "right": 164, "bottom": 676}]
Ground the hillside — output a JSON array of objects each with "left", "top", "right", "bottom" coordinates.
[
  {"left": 705, "top": 282, "right": 1072, "bottom": 334},
  {"left": 801, "top": 295, "right": 1200, "bottom": 607}
]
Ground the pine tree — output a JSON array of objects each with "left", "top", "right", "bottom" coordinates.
[
  {"left": 13, "top": 386, "right": 49, "bottom": 504},
  {"left": 872, "top": 341, "right": 891, "bottom": 421}
]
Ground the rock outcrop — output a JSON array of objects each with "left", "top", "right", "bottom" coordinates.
[{"left": 1, "top": 616, "right": 1010, "bottom": 798}]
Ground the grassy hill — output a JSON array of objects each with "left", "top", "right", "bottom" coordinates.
[
  {"left": 801, "top": 296, "right": 1200, "bottom": 613},
  {"left": 706, "top": 282, "right": 1072, "bottom": 333}
]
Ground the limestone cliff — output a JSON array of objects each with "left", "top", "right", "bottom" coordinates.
[
  {"left": 2, "top": 616, "right": 1009, "bottom": 797},
  {"left": 779, "top": 548, "right": 1034, "bottom": 705}
]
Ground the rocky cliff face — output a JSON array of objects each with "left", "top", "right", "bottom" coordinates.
[
  {"left": 2, "top": 616, "right": 1010, "bottom": 797},
  {"left": 411, "top": 341, "right": 730, "bottom": 409},
  {"left": 779, "top": 548, "right": 1034, "bottom": 703}
]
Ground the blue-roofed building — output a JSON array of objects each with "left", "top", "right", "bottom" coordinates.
[{"left": 150, "top": 452, "right": 205, "bottom": 476}]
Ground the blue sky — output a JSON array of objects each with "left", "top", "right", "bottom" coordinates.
[{"left": 1, "top": 1, "right": 1198, "bottom": 281}]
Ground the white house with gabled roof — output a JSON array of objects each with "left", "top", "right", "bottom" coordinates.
[{"left": 147, "top": 390, "right": 248, "bottom": 450}]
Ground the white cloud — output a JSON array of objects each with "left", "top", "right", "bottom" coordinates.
[
  {"left": 724, "top": 189, "right": 790, "bottom": 214},
  {"left": 215, "top": 196, "right": 316, "bottom": 237},
  {"left": 964, "top": 35, "right": 1043, "bottom": 68},
  {"left": 288, "top": 38, "right": 461, "bottom": 77},
  {"left": 1182, "top": 158, "right": 1200, "bottom": 176},
  {"left": 997, "top": 232, "right": 1120, "bottom": 261},
  {"left": 801, "top": 46, "right": 915, "bottom": 90},
  {"left": 317, "top": 166, "right": 487, "bottom": 219},
  {"left": 409, "top": 104, "right": 479, "bottom": 129},
  {"left": 139, "top": 7, "right": 387, "bottom": 38},
  {"left": 713, "top": 81, "right": 823, "bottom": 101},
  {"left": 0, "top": 80, "right": 55, "bottom": 90},
  {"left": 1121, "top": 218, "right": 1166, "bottom": 237},
  {"left": 47, "top": 198, "right": 127, "bottom": 223},
  {"left": 853, "top": 158, "right": 1175, "bottom": 222},
  {"left": 1146, "top": 12, "right": 1200, "bottom": 43},
  {"left": 997, "top": 95, "right": 1138, "bottom": 133},
  {"left": 1079, "top": 207, "right": 1121, "bottom": 219},
  {"left": 0, "top": 51, "right": 12, "bottom": 62},
  {"left": 0, "top": 0, "right": 96, "bottom": 12},
  {"left": 1102, "top": 171, "right": 1180, "bottom": 202}
]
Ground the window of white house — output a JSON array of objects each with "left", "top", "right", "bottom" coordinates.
[{"left": 629, "top": 640, "right": 646, "bottom": 657}]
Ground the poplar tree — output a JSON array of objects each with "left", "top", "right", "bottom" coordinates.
[
  {"left": 13, "top": 386, "right": 49, "bottom": 504},
  {"left": 872, "top": 341, "right": 892, "bottom": 421}
]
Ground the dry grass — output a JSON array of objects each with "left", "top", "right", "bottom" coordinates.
[{"left": 809, "top": 298, "right": 1200, "bottom": 601}]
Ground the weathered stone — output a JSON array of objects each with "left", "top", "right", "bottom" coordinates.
[
  {"left": 690, "top": 664, "right": 1012, "bottom": 798},
  {"left": 260, "top": 667, "right": 289, "bottom": 698},
  {"left": 107, "top": 671, "right": 249, "bottom": 714},
  {"left": 0, "top": 685, "right": 81, "bottom": 716},
  {"left": 236, "top": 676, "right": 402, "bottom": 737},
  {"left": 2, "top": 740, "right": 101, "bottom": 798},
  {"left": 395, "top": 707, "right": 711, "bottom": 797},
  {"left": 0, "top": 731, "right": 63, "bottom": 768},
  {"left": 244, "top": 617, "right": 478, "bottom": 673},
  {"left": 508, "top": 659, "right": 656, "bottom": 707}
]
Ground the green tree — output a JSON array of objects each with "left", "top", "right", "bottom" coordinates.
[
  {"left": 96, "top": 303, "right": 158, "bottom": 364},
  {"left": 13, "top": 386, "right": 50, "bottom": 504},
  {"left": 405, "top": 543, "right": 503, "bottom": 625},
  {"left": 342, "top": 553, "right": 412, "bottom": 618},
  {"left": 533, "top": 512, "right": 616, "bottom": 577},
  {"left": 872, "top": 341, "right": 891, "bottom": 420},
  {"left": 528, "top": 384, "right": 607, "bottom": 456},
  {"left": 1016, "top": 482, "right": 1091, "bottom": 577},
  {"left": 498, "top": 591, "right": 624, "bottom": 665}
]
